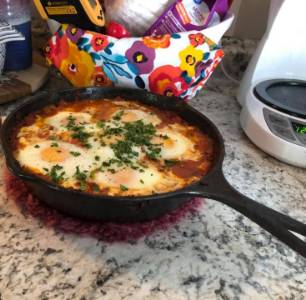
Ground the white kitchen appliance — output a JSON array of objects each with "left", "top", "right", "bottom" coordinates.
[{"left": 237, "top": 0, "right": 306, "bottom": 168}]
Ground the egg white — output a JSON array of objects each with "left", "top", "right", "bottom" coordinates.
[
  {"left": 45, "top": 112, "right": 92, "bottom": 131},
  {"left": 111, "top": 109, "right": 161, "bottom": 125},
  {"left": 94, "top": 166, "right": 161, "bottom": 190},
  {"left": 152, "top": 130, "right": 193, "bottom": 160},
  {"left": 17, "top": 124, "right": 41, "bottom": 146},
  {"left": 16, "top": 141, "right": 92, "bottom": 179},
  {"left": 90, "top": 146, "right": 116, "bottom": 163}
]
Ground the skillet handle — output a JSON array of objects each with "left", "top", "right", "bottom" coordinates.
[{"left": 197, "top": 172, "right": 306, "bottom": 257}]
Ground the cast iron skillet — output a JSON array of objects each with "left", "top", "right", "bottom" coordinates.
[{"left": 1, "top": 87, "right": 306, "bottom": 257}]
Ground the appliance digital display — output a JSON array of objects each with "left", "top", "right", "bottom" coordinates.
[{"left": 292, "top": 122, "right": 306, "bottom": 134}]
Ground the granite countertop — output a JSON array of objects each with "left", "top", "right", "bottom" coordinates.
[{"left": 0, "top": 39, "right": 306, "bottom": 300}]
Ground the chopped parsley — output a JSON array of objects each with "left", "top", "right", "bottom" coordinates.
[
  {"left": 92, "top": 183, "right": 100, "bottom": 193},
  {"left": 145, "top": 145, "right": 161, "bottom": 160},
  {"left": 34, "top": 145, "right": 40, "bottom": 149},
  {"left": 120, "top": 184, "right": 129, "bottom": 191},
  {"left": 111, "top": 140, "right": 137, "bottom": 162},
  {"left": 47, "top": 165, "right": 65, "bottom": 184},
  {"left": 74, "top": 166, "right": 87, "bottom": 181},
  {"left": 74, "top": 166, "right": 88, "bottom": 190},
  {"left": 99, "top": 159, "right": 123, "bottom": 171},
  {"left": 102, "top": 120, "right": 162, "bottom": 164},
  {"left": 49, "top": 135, "right": 57, "bottom": 141},
  {"left": 123, "top": 120, "right": 156, "bottom": 145},
  {"left": 89, "top": 168, "right": 99, "bottom": 179},
  {"left": 123, "top": 121, "right": 162, "bottom": 160},
  {"left": 65, "top": 116, "right": 92, "bottom": 148},
  {"left": 51, "top": 142, "right": 59, "bottom": 147},
  {"left": 70, "top": 151, "right": 81, "bottom": 157},
  {"left": 66, "top": 115, "right": 77, "bottom": 130},
  {"left": 101, "top": 126, "right": 123, "bottom": 137},
  {"left": 113, "top": 110, "right": 124, "bottom": 121},
  {"left": 140, "top": 179, "right": 144, "bottom": 184},
  {"left": 95, "top": 155, "right": 100, "bottom": 161},
  {"left": 71, "top": 130, "right": 92, "bottom": 148},
  {"left": 160, "top": 134, "right": 169, "bottom": 140},
  {"left": 164, "top": 159, "right": 178, "bottom": 167},
  {"left": 97, "top": 120, "right": 105, "bottom": 128}
]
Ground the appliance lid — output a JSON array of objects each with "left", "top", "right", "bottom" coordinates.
[{"left": 254, "top": 79, "right": 306, "bottom": 119}]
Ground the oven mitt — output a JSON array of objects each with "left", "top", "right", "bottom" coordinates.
[{"left": 45, "top": 24, "right": 224, "bottom": 100}]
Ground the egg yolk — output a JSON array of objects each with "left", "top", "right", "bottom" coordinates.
[
  {"left": 40, "top": 147, "right": 70, "bottom": 163},
  {"left": 153, "top": 136, "right": 175, "bottom": 149},
  {"left": 121, "top": 111, "right": 139, "bottom": 123},
  {"left": 112, "top": 169, "right": 135, "bottom": 186},
  {"left": 164, "top": 138, "right": 175, "bottom": 149}
]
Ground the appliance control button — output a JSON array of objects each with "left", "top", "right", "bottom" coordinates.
[
  {"left": 272, "top": 125, "right": 296, "bottom": 141},
  {"left": 268, "top": 114, "right": 289, "bottom": 127}
]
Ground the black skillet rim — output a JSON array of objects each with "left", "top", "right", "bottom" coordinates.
[
  {"left": 1, "top": 87, "right": 225, "bottom": 203},
  {"left": 254, "top": 79, "right": 306, "bottom": 119}
]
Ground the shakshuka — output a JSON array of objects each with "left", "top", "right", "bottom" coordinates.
[{"left": 13, "top": 98, "right": 214, "bottom": 196}]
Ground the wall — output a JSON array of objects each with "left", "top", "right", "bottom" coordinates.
[{"left": 228, "top": 0, "right": 270, "bottom": 39}]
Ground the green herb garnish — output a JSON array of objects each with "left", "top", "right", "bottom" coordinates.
[
  {"left": 97, "top": 120, "right": 105, "bottom": 128},
  {"left": 91, "top": 117, "right": 164, "bottom": 172},
  {"left": 120, "top": 184, "right": 128, "bottom": 191},
  {"left": 74, "top": 166, "right": 87, "bottom": 181},
  {"left": 113, "top": 110, "right": 124, "bottom": 121},
  {"left": 49, "top": 135, "right": 57, "bottom": 141},
  {"left": 71, "top": 130, "right": 92, "bottom": 148},
  {"left": 111, "top": 140, "right": 137, "bottom": 161},
  {"left": 164, "top": 159, "right": 178, "bottom": 167},
  {"left": 66, "top": 115, "right": 77, "bottom": 130},
  {"left": 101, "top": 126, "right": 123, "bottom": 137},
  {"left": 66, "top": 116, "right": 92, "bottom": 148},
  {"left": 160, "top": 134, "right": 169, "bottom": 140},
  {"left": 51, "top": 142, "right": 59, "bottom": 147},
  {"left": 47, "top": 165, "right": 65, "bottom": 184},
  {"left": 70, "top": 151, "right": 81, "bottom": 157},
  {"left": 123, "top": 120, "right": 156, "bottom": 145},
  {"left": 74, "top": 166, "right": 88, "bottom": 191},
  {"left": 34, "top": 145, "right": 40, "bottom": 149},
  {"left": 89, "top": 168, "right": 99, "bottom": 179},
  {"left": 92, "top": 183, "right": 100, "bottom": 193},
  {"left": 100, "top": 158, "right": 123, "bottom": 170},
  {"left": 145, "top": 145, "right": 161, "bottom": 160}
]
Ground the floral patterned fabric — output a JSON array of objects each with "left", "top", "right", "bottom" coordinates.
[{"left": 45, "top": 24, "right": 224, "bottom": 100}]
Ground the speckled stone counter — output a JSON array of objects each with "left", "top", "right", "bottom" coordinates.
[{"left": 0, "top": 44, "right": 306, "bottom": 299}]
